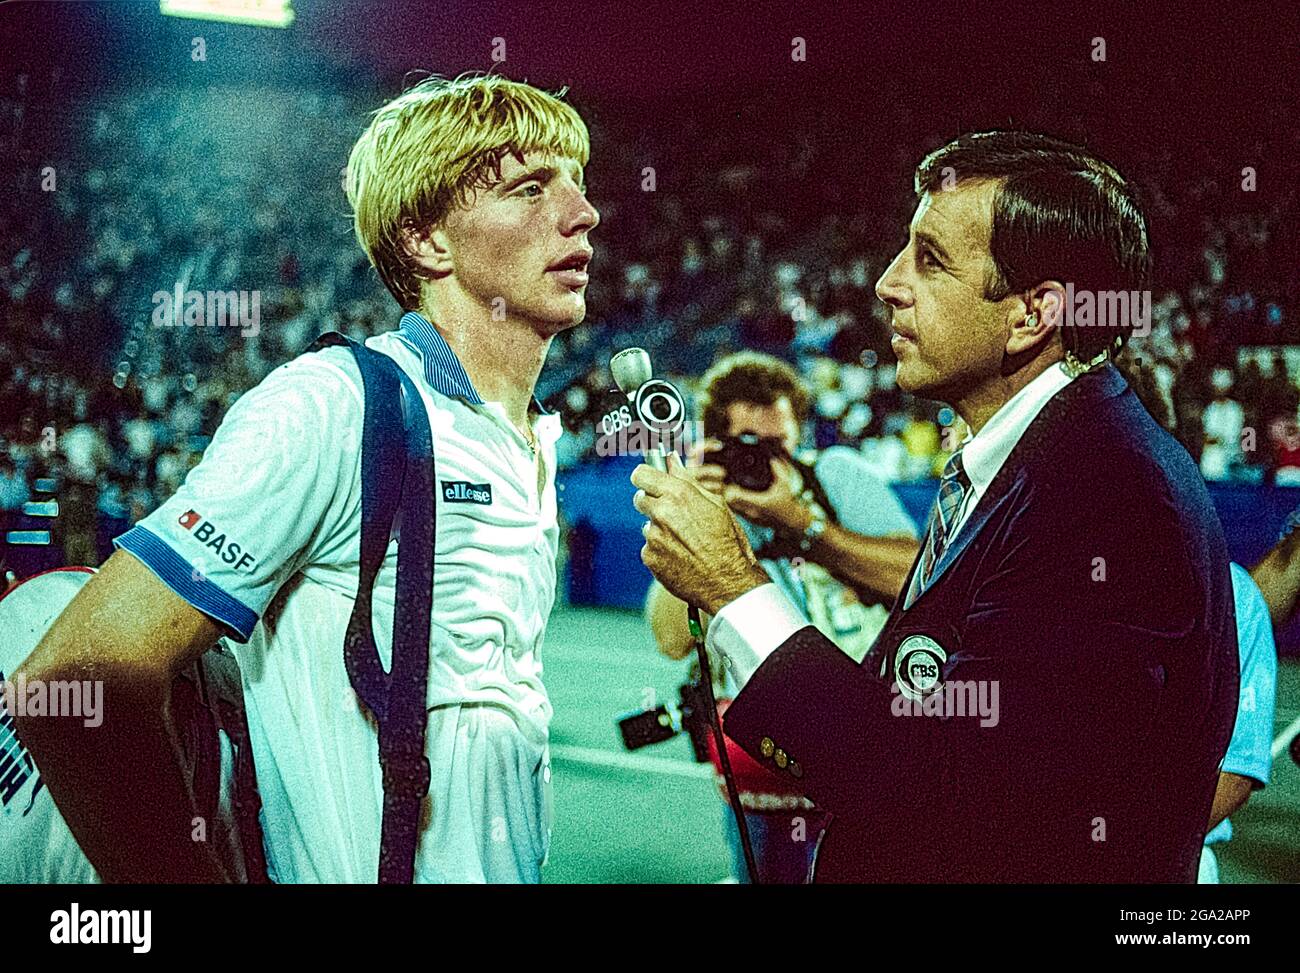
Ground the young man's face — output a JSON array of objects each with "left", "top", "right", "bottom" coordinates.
[
  {"left": 441, "top": 150, "right": 600, "bottom": 334},
  {"left": 874, "top": 179, "right": 1017, "bottom": 402}
]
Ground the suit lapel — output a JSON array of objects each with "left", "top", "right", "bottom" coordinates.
[{"left": 900, "top": 363, "right": 1130, "bottom": 611}]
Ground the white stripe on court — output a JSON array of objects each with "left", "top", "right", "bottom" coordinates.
[
  {"left": 550, "top": 743, "right": 715, "bottom": 780},
  {"left": 1271, "top": 711, "right": 1300, "bottom": 761}
]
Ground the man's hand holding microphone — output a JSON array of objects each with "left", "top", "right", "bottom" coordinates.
[
  {"left": 632, "top": 451, "right": 770, "bottom": 616},
  {"left": 609, "top": 347, "right": 769, "bottom": 617}
]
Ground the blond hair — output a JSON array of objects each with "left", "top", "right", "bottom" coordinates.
[{"left": 345, "top": 72, "right": 591, "bottom": 309}]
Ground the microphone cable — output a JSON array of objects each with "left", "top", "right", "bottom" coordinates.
[
  {"left": 609, "top": 347, "right": 760, "bottom": 883},
  {"left": 688, "top": 603, "right": 760, "bottom": 884}
]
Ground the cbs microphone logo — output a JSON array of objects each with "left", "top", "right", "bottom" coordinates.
[
  {"left": 597, "top": 380, "right": 694, "bottom": 458},
  {"left": 632, "top": 379, "right": 685, "bottom": 435}
]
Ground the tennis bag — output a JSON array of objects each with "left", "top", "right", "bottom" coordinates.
[{"left": 0, "top": 333, "right": 433, "bottom": 883}]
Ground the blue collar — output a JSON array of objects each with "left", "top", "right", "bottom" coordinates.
[{"left": 395, "top": 311, "right": 551, "bottom": 415}]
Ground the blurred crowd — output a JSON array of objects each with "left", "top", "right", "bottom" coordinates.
[{"left": 1, "top": 78, "right": 1297, "bottom": 564}]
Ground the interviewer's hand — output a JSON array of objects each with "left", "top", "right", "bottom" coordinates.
[
  {"left": 632, "top": 452, "right": 770, "bottom": 616},
  {"left": 685, "top": 438, "right": 727, "bottom": 497}
]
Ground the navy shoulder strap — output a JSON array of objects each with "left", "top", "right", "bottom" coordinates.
[{"left": 304, "top": 331, "right": 434, "bottom": 883}]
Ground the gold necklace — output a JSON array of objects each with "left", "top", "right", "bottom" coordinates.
[{"left": 520, "top": 420, "right": 538, "bottom": 457}]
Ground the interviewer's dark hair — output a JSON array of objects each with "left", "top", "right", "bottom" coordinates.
[
  {"left": 915, "top": 131, "right": 1151, "bottom": 362},
  {"left": 698, "top": 351, "right": 810, "bottom": 440}
]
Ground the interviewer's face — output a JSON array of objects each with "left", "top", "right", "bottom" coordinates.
[
  {"left": 440, "top": 151, "right": 600, "bottom": 335},
  {"left": 875, "top": 179, "right": 1011, "bottom": 401}
]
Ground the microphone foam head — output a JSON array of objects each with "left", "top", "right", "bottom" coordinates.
[{"left": 610, "top": 347, "right": 653, "bottom": 393}]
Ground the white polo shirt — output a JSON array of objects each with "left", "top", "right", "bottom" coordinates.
[{"left": 114, "top": 311, "right": 563, "bottom": 883}]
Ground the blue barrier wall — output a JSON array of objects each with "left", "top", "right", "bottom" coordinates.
[
  {"left": 558, "top": 460, "right": 1300, "bottom": 653},
  {"left": 6, "top": 467, "right": 1299, "bottom": 651}
]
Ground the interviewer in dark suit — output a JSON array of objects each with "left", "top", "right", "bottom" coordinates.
[{"left": 633, "top": 131, "right": 1239, "bottom": 882}]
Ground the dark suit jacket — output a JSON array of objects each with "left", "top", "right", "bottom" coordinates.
[{"left": 723, "top": 364, "right": 1240, "bottom": 882}]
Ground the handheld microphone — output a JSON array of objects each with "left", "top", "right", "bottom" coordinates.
[
  {"left": 610, "top": 348, "right": 686, "bottom": 471},
  {"left": 611, "top": 347, "right": 760, "bottom": 883}
]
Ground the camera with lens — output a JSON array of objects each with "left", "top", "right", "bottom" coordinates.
[
  {"left": 708, "top": 433, "right": 787, "bottom": 493},
  {"left": 616, "top": 680, "right": 712, "bottom": 762}
]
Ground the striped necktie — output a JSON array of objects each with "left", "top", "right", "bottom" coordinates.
[{"left": 906, "top": 450, "right": 970, "bottom": 607}]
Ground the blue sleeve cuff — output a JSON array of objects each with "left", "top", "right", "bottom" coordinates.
[
  {"left": 113, "top": 525, "right": 260, "bottom": 642},
  {"left": 1221, "top": 758, "right": 1270, "bottom": 788}
]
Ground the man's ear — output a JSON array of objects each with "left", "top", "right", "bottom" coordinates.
[
  {"left": 1006, "top": 281, "right": 1066, "bottom": 357},
  {"left": 401, "top": 219, "right": 455, "bottom": 280}
]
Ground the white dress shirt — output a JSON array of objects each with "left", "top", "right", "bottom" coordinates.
[{"left": 709, "top": 361, "right": 1077, "bottom": 684}]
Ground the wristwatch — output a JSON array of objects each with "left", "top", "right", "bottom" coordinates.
[{"left": 799, "top": 502, "right": 828, "bottom": 553}]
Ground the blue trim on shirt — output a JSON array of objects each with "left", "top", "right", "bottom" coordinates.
[
  {"left": 113, "top": 525, "right": 260, "bottom": 642},
  {"left": 396, "top": 311, "right": 552, "bottom": 415}
]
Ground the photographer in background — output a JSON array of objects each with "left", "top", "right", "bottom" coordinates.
[{"left": 644, "top": 351, "right": 918, "bottom": 882}]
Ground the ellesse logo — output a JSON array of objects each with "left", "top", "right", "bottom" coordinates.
[{"left": 441, "top": 481, "right": 493, "bottom": 505}]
